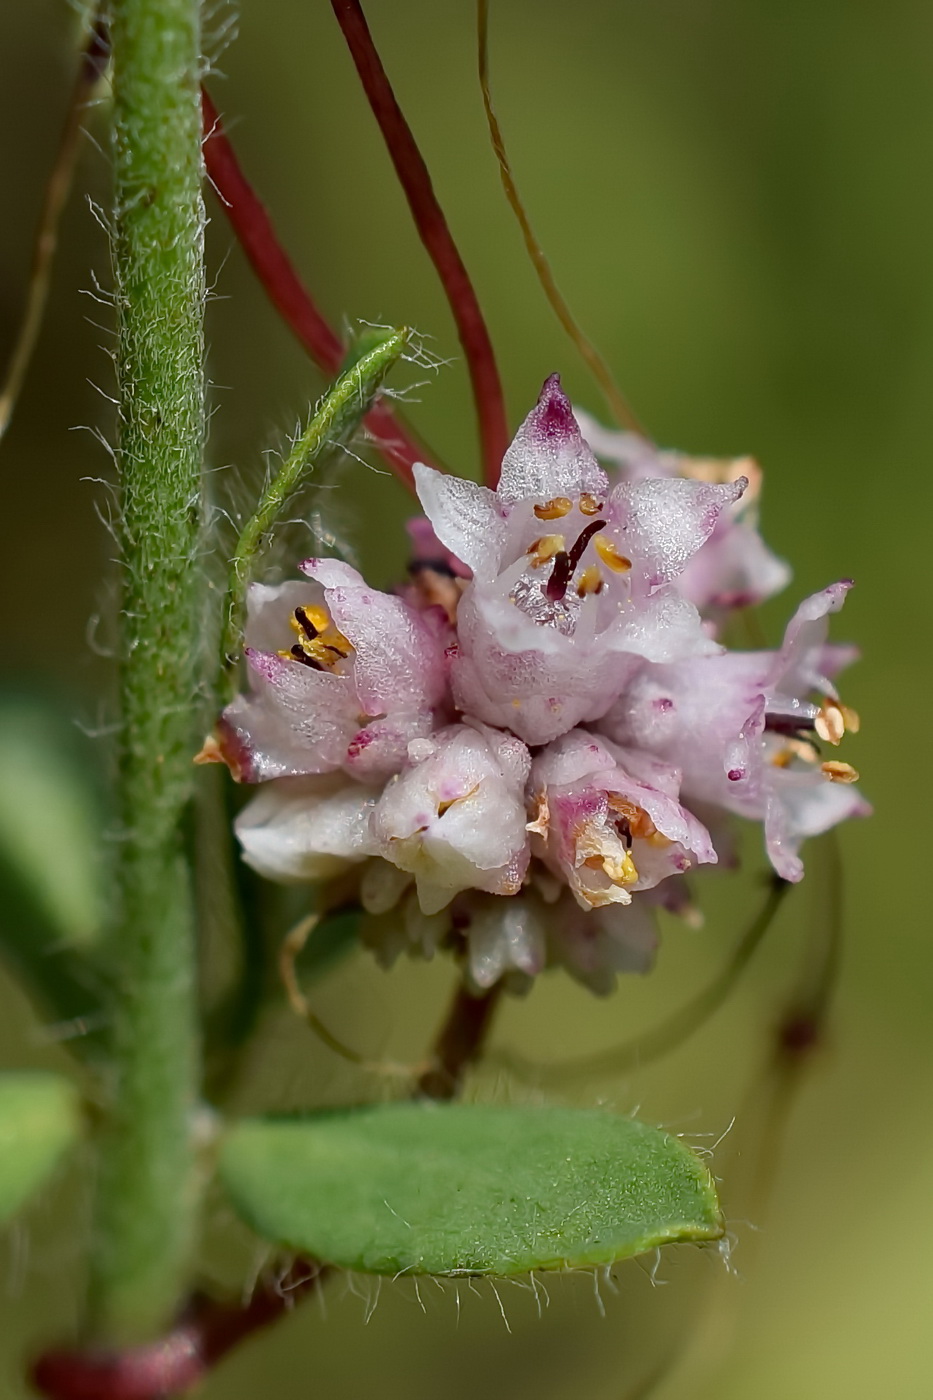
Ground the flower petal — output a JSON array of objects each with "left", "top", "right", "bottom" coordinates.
[
  {"left": 610, "top": 477, "right": 746, "bottom": 586},
  {"left": 300, "top": 558, "right": 447, "bottom": 715},
  {"left": 234, "top": 775, "right": 380, "bottom": 883},
  {"left": 372, "top": 724, "right": 531, "bottom": 913},
  {"left": 219, "top": 649, "right": 359, "bottom": 781},
  {"left": 413, "top": 464, "right": 506, "bottom": 578},
  {"left": 497, "top": 374, "right": 608, "bottom": 506}
]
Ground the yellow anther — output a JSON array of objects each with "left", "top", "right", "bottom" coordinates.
[
  {"left": 533, "top": 496, "right": 573, "bottom": 520},
  {"left": 771, "top": 739, "right": 819, "bottom": 768},
  {"left": 839, "top": 702, "right": 861, "bottom": 734},
  {"left": 193, "top": 734, "right": 224, "bottom": 766},
  {"left": 286, "top": 601, "right": 352, "bottom": 669},
  {"left": 596, "top": 849, "right": 639, "bottom": 885},
  {"left": 679, "top": 454, "right": 761, "bottom": 500},
  {"left": 815, "top": 701, "right": 844, "bottom": 745},
  {"left": 815, "top": 698, "right": 860, "bottom": 746},
  {"left": 594, "top": 534, "right": 632, "bottom": 574},
  {"left": 578, "top": 493, "right": 604, "bottom": 516},
  {"left": 526, "top": 534, "right": 565, "bottom": 568},
  {"left": 606, "top": 793, "right": 657, "bottom": 839},
  {"left": 576, "top": 565, "right": 604, "bottom": 597},
  {"left": 821, "top": 760, "right": 859, "bottom": 784}
]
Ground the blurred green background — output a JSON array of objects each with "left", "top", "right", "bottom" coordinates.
[{"left": 1, "top": 0, "right": 930, "bottom": 1395}]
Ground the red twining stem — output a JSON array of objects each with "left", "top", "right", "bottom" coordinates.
[
  {"left": 33, "top": 1261, "right": 327, "bottom": 1400},
  {"left": 201, "top": 88, "right": 429, "bottom": 492},
  {"left": 329, "top": 0, "right": 509, "bottom": 487}
]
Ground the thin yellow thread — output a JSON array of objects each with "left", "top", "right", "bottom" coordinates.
[
  {"left": 278, "top": 913, "right": 426, "bottom": 1080},
  {"left": 477, "top": 0, "right": 643, "bottom": 434},
  {"left": 0, "top": 22, "right": 107, "bottom": 443}
]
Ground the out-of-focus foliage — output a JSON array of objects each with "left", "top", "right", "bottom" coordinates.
[
  {"left": 1, "top": 1, "right": 930, "bottom": 1397},
  {"left": 0, "top": 1073, "right": 80, "bottom": 1226}
]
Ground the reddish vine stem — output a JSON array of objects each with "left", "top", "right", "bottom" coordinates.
[
  {"left": 32, "top": 1261, "right": 329, "bottom": 1400},
  {"left": 329, "top": 0, "right": 509, "bottom": 487},
  {"left": 34, "top": 982, "right": 504, "bottom": 1398},
  {"left": 201, "top": 88, "right": 430, "bottom": 492}
]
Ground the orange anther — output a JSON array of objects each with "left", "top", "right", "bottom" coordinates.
[
  {"left": 594, "top": 535, "right": 632, "bottom": 573},
  {"left": 533, "top": 496, "right": 573, "bottom": 520}
]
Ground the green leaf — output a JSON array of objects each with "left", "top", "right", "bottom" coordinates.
[
  {"left": 0, "top": 698, "right": 101, "bottom": 951},
  {"left": 0, "top": 1072, "right": 81, "bottom": 1225},
  {"left": 219, "top": 1102, "right": 723, "bottom": 1276},
  {"left": 0, "top": 697, "right": 105, "bottom": 1035}
]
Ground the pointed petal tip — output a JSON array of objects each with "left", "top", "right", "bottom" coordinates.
[
  {"left": 534, "top": 373, "right": 577, "bottom": 439},
  {"left": 538, "top": 371, "right": 563, "bottom": 398}
]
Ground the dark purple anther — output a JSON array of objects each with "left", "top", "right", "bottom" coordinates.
[
  {"left": 289, "top": 645, "right": 324, "bottom": 670},
  {"left": 294, "top": 606, "right": 320, "bottom": 640}
]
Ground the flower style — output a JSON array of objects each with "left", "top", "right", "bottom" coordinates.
[
  {"left": 414, "top": 375, "right": 744, "bottom": 745},
  {"left": 219, "top": 374, "right": 867, "bottom": 993},
  {"left": 215, "top": 559, "right": 448, "bottom": 783},
  {"left": 597, "top": 582, "right": 869, "bottom": 881}
]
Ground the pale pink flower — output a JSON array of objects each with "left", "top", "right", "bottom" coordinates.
[
  {"left": 370, "top": 721, "right": 531, "bottom": 915},
  {"left": 527, "top": 729, "right": 716, "bottom": 910},
  {"left": 216, "top": 559, "right": 447, "bottom": 783},
  {"left": 219, "top": 376, "right": 868, "bottom": 994},
  {"left": 545, "top": 892, "right": 659, "bottom": 995},
  {"left": 455, "top": 892, "right": 548, "bottom": 992},
  {"left": 413, "top": 375, "right": 743, "bottom": 745},
  {"left": 574, "top": 410, "right": 791, "bottom": 620},
  {"left": 234, "top": 774, "right": 380, "bottom": 883},
  {"left": 598, "top": 583, "right": 869, "bottom": 881}
]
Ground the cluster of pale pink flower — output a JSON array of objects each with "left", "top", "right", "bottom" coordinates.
[{"left": 212, "top": 376, "right": 867, "bottom": 995}]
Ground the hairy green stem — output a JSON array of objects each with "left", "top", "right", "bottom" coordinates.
[
  {"left": 218, "top": 326, "right": 412, "bottom": 699},
  {"left": 90, "top": 0, "right": 205, "bottom": 1342}
]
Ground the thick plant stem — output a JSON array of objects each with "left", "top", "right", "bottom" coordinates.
[
  {"left": 417, "top": 980, "right": 503, "bottom": 1100},
  {"left": 90, "top": 0, "right": 205, "bottom": 1343}
]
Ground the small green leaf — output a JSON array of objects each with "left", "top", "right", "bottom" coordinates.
[
  {"left": 0, "top": 697, "right": 105, "bottom": 1036},
  {"left": 0, "top": 698, "right": 102, "bottom": 951},
  {"left": 0, "top": 1072, "right": 81, "bottom": 1225},
  {"left": 219, "top": 1102, "right": 722, "bottom": 1275}
]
